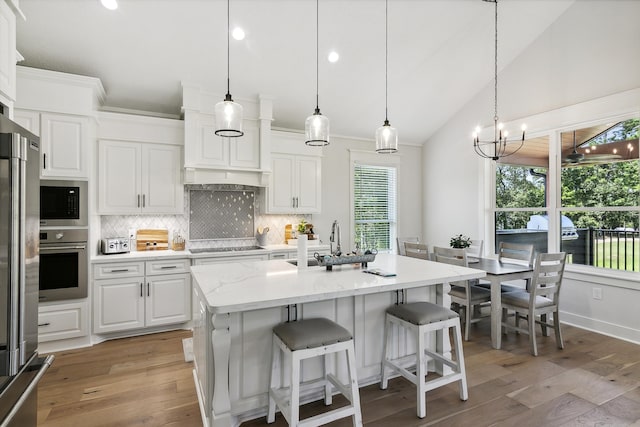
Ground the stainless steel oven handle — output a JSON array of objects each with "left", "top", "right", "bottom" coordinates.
[
  {"left": 41, "top": 245, "right": 87, "bottom": 251},
  {"left": 0, "top": 355, "right": 55, "bottom": 427}
]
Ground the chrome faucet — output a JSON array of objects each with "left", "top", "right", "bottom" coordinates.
[{"left": 330, "top": 220, "right": 341, "bottom": 255}]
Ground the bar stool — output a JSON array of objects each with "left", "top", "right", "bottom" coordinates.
[
  {"left": 380, "top": 301, "right": 468, "bottom": 418},
  {"left": 267, "top": 318, "right": 363, "bottom": 427}
]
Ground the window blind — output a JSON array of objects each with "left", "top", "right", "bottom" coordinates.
[{"left": 354, "top": 164, "right": 397, "bottom": 251}]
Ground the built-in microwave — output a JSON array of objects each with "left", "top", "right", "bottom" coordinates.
[{"left": 40, "top": 180, "right": 88, "bottom": 227}]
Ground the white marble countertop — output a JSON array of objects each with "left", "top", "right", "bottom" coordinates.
[
  {"left": 260, "top": 244, "right": 330, "bottom": 252},
  {"left": 191, "top": 253, "right": 486, "bottom": 314}
]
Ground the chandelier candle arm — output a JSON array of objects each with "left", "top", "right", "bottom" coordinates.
[
  {"left": 305, "top": 0, "right": 329, "bottom": 146},
  {"left": 375, "top": 0, "right": 398, "bottom": 154},
  {"left": 472, "top": 0, "right": 525, "bottom": 161},
  {"left": 215, "top": 0, "right": 244, "bottom": 137}
]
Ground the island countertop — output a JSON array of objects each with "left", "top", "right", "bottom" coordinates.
[{"left": 190, "top": 253, "right": 486, "bottom": 314}]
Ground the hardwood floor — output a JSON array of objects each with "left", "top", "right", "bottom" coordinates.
[
  {"left": 37, "top": 330, "right": 201, "bottom": 427},
  {"left": 37, "top": 323, "right": 640, "bottom": 426}
]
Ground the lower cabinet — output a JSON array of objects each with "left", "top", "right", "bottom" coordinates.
[
  {"left": 38, "top": 301, "right": 88, "bottom": 343},
  {"left": 93, "top": 258, "right": 191, "bottom": 334}
]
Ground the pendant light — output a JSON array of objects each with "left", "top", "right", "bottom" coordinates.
[
  {"left": 375, "top": 0, "right": 398, "bottom": 154},
  {"left": 472, "top": 0, "right": 525, "bottom": 161},
  {"left": 214, "top": 0, "right": 243, "bottom": 137},
  {"left": 305, "top": 0, "right": 329, "bottom": 146}
]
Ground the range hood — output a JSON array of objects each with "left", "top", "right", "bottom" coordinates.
[{"left": 184, "top": 167, "right": 270, "bottom": 187}]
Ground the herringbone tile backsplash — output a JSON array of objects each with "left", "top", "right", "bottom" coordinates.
[{"left": 100, "top": 185, "right": 309, "bottom": 248}]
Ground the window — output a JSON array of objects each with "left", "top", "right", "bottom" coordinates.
[
  {"left": 491, "top": 113, "right": 639, "bottom": 273},
  {"left": 353, "top": 164, "right": 397, "bottom": 252}
]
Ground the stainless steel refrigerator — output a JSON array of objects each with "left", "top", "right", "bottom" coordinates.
[{"left": 0, "top": 114, "right": 54, "bottom": 426}]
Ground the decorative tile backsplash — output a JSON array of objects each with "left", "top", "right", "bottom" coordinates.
[
  {"left": 189, "top": 189, "right": 255, "bottom": 240},
  {"left": 100, "top": 185, "right": 311, "bottom": 248}
]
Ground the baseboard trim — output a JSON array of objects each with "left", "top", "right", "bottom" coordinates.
[{"left": 560, "top": 311, "right": 640, "bottom": 345}]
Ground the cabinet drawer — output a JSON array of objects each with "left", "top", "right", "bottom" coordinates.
[
  {"left": 146, "top": 258, "right": 190, "bottom": 276},
  {"left": 38, "top": 302, "right": 87, "bottom": 342},
  {"left": 93, "top": 261, "right": 145, "bottom": 279}
]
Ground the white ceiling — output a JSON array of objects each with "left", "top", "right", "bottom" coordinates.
[{"left": 15, "top": 0, "right": 574, "bottom": 145}]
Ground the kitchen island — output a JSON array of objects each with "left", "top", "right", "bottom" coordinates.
[{"left": 190, "top": 254, "right": 485, "bottom": 427}]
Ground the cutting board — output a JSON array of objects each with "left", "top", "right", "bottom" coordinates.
[{"left": 136, "top": 229, "right": 169, "bottom": 251}]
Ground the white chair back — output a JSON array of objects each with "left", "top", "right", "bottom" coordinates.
[
  {"left": 397, "top": 237, "right": 419, "bottom": 256},
  {"left": 404, "top": 242, "right": 429, "bottom": 260}
]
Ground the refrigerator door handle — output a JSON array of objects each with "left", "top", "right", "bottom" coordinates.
[{"left": 0, "top": 355, "right": 55, "bottom": 427}]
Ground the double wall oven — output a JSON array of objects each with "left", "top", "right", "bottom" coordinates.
[{"left": 39, "top": 180, "right": 88, "bottom": 302}]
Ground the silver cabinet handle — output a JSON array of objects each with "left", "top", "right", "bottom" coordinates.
[
  {"left": 137, "top": 194, "right": 141, "bottom": 208},
  {"left": 140, "top": 283, "right": 143, "bottom": 297},
  {"left": 38, "top": 322, "right": 51, "bottom": 327},
  {"left": 110, "top": 269, "right": 129, "bottom": 273},
  {"left": 41, "top": 245, "right": 86, "bottom": 251},
  {"left": 143, "top": 194, "right": 146, "bottom": 208},
  {"left": 160, "top": 265, "right": 177, "bottom": 269},
  {"left": 147, "top": 282, "right": 150, "bottom": 297},
  {"left": 43, "top": 153, "right": 47, "bottom": 169}
]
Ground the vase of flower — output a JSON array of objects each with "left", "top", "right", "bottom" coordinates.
[{"left": 450, "top": 234, "right": 471, "bottom": 249}]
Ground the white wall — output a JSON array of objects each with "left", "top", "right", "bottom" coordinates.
[
  {"left": 423, "top": 0, "right": 640, "bottom": 343},
  {"left": 311, "top": 135, "right": 423, "bottom": 254}
]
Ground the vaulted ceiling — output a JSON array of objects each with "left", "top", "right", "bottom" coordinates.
[{"left": 16, "top": 0, "right": 575, "bottom": 145}]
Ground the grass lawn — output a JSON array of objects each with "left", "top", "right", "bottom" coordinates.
[{"left": 594, "top": 238, "right": 640, "bottom": 271}]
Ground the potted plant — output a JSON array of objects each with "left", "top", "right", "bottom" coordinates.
[{"left": 450, "top": 234, "right": 471, "bottom": 249}]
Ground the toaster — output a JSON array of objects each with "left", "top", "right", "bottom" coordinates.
[{"left": 101, "top": 237, "right": 130, "bottom": 254}]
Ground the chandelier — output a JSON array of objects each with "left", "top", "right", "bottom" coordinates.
[
  {"left": 375, "top": 0, "right": 398, "bottom": 154},
  {"left": 473, "top": 0, "right": 525, "bottom": 161},
  {"left": 305, "top": 0, "right": 330, "bottom": 146}
]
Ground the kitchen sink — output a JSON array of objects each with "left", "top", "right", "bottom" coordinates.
[{"left": 286, "top": 259, "right": 320, "bottom": 267}]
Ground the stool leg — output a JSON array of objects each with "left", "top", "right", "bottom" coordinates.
[
  {"left": 380, "top": 314, "right": 391, "bottom": 390},
  {"left": 346, "top": 344, "right": 363, "bottom": 426},
  {"left": 451, "top": 319, "right": 468, "bottom": 401},
  {"left": 324, "top": 353, "right": 332, "bottom": 405},
  {"left": 267, "top": 335, "right": 279, "bottom": 424},
  {"left": 416, "top": 325, "right": 426, "bottom": 418},
  {"left": 290, "top": 352, "right": 301, "bottom": 426}
]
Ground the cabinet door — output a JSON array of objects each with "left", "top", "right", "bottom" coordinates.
[
  {"left": 266, "top": 154, "right": 295, "bottom": 213},
  {"left": 12, "top": 110, "right": 40, "bottom": 136},
  {"left": 98, "top": 140, "right": 142, "bottom": 214},
  {"left": 229, "top": 123, "right": 260, "bottom": 169},
  {"left": 186, "top": 116, "right": 228, "bottom": 168},
  {"left": 94, "top": 277, "right": 145, "bottom": 333},
  {"left": 145, "top": 273, "right": 191, "bottom": 327},
  {"left": 295, "top": 156, "right": 321, "bottom": 214},
  {"left": 142, "top": 143, "right": 183, "bottom": 214},
  {"left": 40, "top": 113, "right": 88, "bottom": 178},
  {"left": 0, "top": 1, "right": 16, "bottom": 102}
]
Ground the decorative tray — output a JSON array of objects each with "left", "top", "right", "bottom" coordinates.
[{"left": 314, "top": 250, "right": 377, "bottom": 271}]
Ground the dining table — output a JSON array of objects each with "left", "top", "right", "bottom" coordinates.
[{"left": 469, "top": 257, "right": 534, "bottom": 349}]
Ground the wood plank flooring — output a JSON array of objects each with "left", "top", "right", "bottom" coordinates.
[{"left": 37, "top": 322, "right": 640, "bottom": 426}]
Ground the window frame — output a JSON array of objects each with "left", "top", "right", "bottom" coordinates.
[
  {"left": 349, "top": 149, "right": 400, "bottom": 254},
  {"left": 483, "top": 89, "right": 640, "bottom": 277}
]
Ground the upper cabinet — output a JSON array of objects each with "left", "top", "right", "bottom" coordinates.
[
  {"left": 13, "top": 110, "right": 90, "bottom": 179},
  {"left": 97, "top": 112, "right": 184, "bottom": 215},
  {"left": 181, "top": 84, "right": 273, "bottom": 186},
  {"left": 264, "top": 130, "right": 322, "bottom": 214},
  {"left": 0, "top": 0, "right": 19, "bottom": 109}
]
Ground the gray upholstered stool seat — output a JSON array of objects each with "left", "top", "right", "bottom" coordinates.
[
  {"left": 380, "top": 302, "right": 468, "bottom": 419},
  {"left": 268, "top": 318, "right": 362, "bottom": 426},
  {"left": 273, "top": 318, "right": 352, "bottom": 350},
  {"left": 386, "top": 301, "right": 458, "bottom": 325}
]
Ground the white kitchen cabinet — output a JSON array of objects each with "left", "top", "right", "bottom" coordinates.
[
  {"left": 13, "top": 110, "right": 89, "bottom": 179},
  {"left": 192, "top": 253, "right": 269, "bottom": 266},
  {"left": 93, "top": 259, "right": 191, "bottom": 334},
  {"left": 40, "top": 113, "right": 89, "bottom": 179},
  {"left": 185, "top": 117, "right": 260, "bottom": 170},
  {"left": 38, "top": 301, "right": 88, "bottom": 343},
  {"left": 265, "top": 154, "right": 321, "bottom": 214},
  {"left": 0, "top": 0, "right": 17, "bottom": 105},
  {"left": 98, "top": 140, "right": 183, "bottom": 214}
]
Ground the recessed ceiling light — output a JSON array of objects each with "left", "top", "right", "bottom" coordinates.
[
  {"left": 232, "top": 27, "right": 245, "bottom": 41},
  {"left": 328, "top": 51, "right": 339, "bottom": 63},
  {"left": 100, "top": 0, "right": 118, "bottom": 10}
]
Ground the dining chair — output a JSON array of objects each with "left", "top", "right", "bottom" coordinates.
[
  {"left": 397, "top": 237, "right": 419, "bottom": 256},
  {"left": 465, "top": 239, "right": 484, "bottom": 259},
  {"left": 477, "top": 242, "right": 535, "bottom": 293},
  {"left": 404, "top": 242, "right": 429, "bottom": 260},
  {"left": 500, "top": 252, "right": 567, "bottom": 356},
  {"left": 433, "top": 246, "right": 491, "bottom": 341}
]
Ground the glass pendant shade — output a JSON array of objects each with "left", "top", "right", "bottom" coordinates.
[
  {"left": 214, "top": 95, "right": 244, "bottom": 137},
  {"left": 304, "top": 109, "right": 330, "bottom": 146},
  {"left": 375, "top": 120, "right": 398, "bottom": 153}
]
